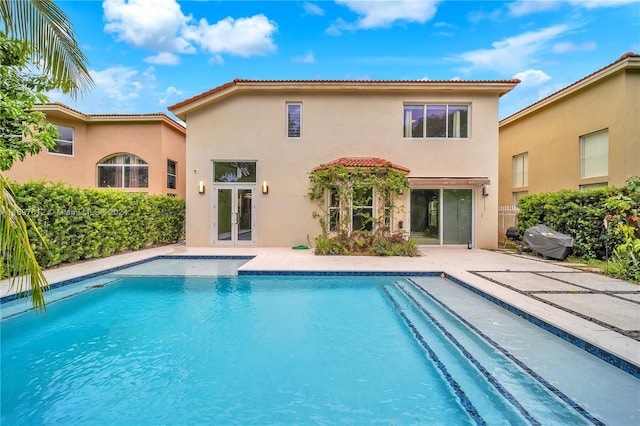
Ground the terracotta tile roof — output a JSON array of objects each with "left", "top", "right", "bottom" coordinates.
[
  {"left": 168, "top": 78, "right": 520, "bottom": 112},
  {"left": 314, "top": 157, "right": 410, "bottom": 173},
  {"left": 35, "top": 102, "right": 186, "bottom": 131},
  {"left": 500, "top": 52, "right": 639, "bottom": 125}
]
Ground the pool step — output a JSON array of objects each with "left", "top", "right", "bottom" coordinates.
[{"left": 384, "top": 281, "right": 597, "bottom": 426}]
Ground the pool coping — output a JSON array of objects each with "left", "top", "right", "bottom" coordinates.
[{"left": 1, "top": 245, "right": 639, "bottom": 379}]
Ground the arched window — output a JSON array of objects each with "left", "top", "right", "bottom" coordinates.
[{"left": 97, "top": 153, "right": 148, "bottom": 188}]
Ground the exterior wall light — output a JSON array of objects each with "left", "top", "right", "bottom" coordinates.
[
  {"left": 198, "top": 181, "right": 205, "bottom": 194},
  {"left": 262, "top": 181, "right": 269, "bottom": 194}
]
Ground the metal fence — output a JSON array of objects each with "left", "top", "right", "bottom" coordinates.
[{"left": 498, "top": 206, "right": 519, "bottom": 245}]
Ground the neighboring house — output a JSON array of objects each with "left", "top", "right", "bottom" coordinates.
[
  {"left": 168, "top": 79, "right": 518, "bottom": 248},
  {"left": 498, "top": 52, "right": 640, "bottom": 206},
  {"left": 5, "top": 103, "right": 186, "bottom": 198}
]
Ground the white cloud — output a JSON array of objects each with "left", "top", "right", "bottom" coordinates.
[
  {"left": 103, "top": 0, "right": 278, "bottom": 62},
  {"left": 329, "top": 0, "right": 440, "bottom": 34},
  {"left": 159, "top": 86, "right": 184, "bottom": 105},
  {"left": 500, "top": 69, "right": 562, "bottom": 118},
  {"left": 103, "top": 0, "right": 195, "bottom": 53},
  {"left": 513, "top": 69, "right": 552, "bottom": 86},
  {"left": 568, "top": 0, "right": 638, "bottom": 8},
  {"left": 551, "top": 41, "right": 596, "bottom": 53},
  {"left": 144, "top": 52, "right": 181, "bottom": 65},
  {"left": 292, "top": 50, "right": 316, "bottom": 63},
  {"left": 186, "top": 15, "right": 277, "bottom": 57},
  {"left": 90, "top": 66, "right": 156, "bottom": 101},
  {"left": 508, "top": 1, "right": 561, "bottom": 17},
  {"left": 456, "top": 24, "right": 570, "bottom": 74},
  {"left": 303, "top": 2, "right": 325, "bottom": 16},
  {"left": 507, "top": 0, "right": 636, "bottom": 16}
]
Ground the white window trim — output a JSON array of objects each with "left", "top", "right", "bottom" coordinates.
[
  {"left": 513, "top": 152, "right": 528, "bottom": 188},
  {"left": 286, "top": 102, "right": 302, "bottom": 139},
  {"left": 403, "top": 103, "right": 470, "bottom": 139},
  {"left": 580, "top": 129, "right": 608, "bottom": 179},
  {"left": 49, "top": 125, "right": 74, "bottom": 157},
  {"left": 167, "top": 159, "right": 177, "bottom": 190}
]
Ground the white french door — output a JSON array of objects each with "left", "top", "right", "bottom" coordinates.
[{"left": 212, "top": 184, "right": 256, "bottom": 246}]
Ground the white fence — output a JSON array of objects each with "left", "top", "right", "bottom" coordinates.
[{"left": 498, "top": 206, "right": 519, "bottom": 244}]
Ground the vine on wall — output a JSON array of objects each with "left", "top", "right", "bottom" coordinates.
[{"left": 307, "top": 164, "right": 417, "bottom": 256}]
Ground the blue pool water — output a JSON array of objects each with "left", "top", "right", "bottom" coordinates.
[{"left": 1, "top": 259, "right": 638, "bottom": 425}]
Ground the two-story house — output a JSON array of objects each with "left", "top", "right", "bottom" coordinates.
[
  {"left": 168, "top": 79, "right": 518, "bottom": 248},
  {"left": 499, "top": 52, "right": 640, "bottom": 206},
  {"left": 5, "top": 102, "right": 187, "bottom": 198}
]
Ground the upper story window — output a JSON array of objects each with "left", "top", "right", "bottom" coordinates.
[
  {"left": 167, "top": 160, "right": 177, "bottom": 189},
  {"left": 581, "top": 129, "right": 608, "bottom": 179},
  {"left": 403, "top": 104, "right": 469, "bottom": 139},
  {"left": 98, "top": 153, "right": 148, "bottom": 188},
  {"left": 513, "top": 152, "right": 528, "bottom": 187},
  {"left": 287, "top": 102, "right": 301, "bottom": 138},
  {"left": 50, "top": 125, "right": 74, "bottom": 156}
]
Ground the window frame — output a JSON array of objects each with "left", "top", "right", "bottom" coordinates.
[
  {"left": 49, "top": 125, "right": 74, "bottom": 156},
  {"left": 403, "top": 103, "right": 470, "bottom": 139},
  {"left": 286, "top": 102, "right": 302, "bottom": 139},
  {"left": 97, "top": 153, "right": 149, "bottom": 189},
  {"left": 512, "top": 152, "right": 528, "bottom": 188},
  {"left": 580, "top": 129, "right": 608, "bottom": 179},
  {"left": 167, "top": 159, "right": 177, "bottom": 190}
]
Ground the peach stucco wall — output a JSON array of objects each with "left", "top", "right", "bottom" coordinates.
[
  {"left": 5, "top": 116, "right": 186, "bottom": 198},
  {"left": 184, "top": 89, "right": 503, "bottom": 248},
  {"left": 498, "top": 68, "right": 640, "bottom": 206}
]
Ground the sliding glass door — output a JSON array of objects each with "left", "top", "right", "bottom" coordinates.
[{"left": 410, "top": 189, "right": 473, "bottom": 246}]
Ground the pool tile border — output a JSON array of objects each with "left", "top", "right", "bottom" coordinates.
[{"left": 2, "top": 255, "right": 638, "bottom": 379}]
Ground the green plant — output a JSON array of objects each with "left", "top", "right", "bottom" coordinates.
[
  {"left": 603, "top": 177, "right": 640, "bottom": 282},
  {"left": 4, "top": 180, "right": 185, "bottom": 272},
  {"left": 308, "top": 163, "right": 415, "bottom": 256}
]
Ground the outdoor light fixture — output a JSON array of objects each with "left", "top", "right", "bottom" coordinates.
[
  {"left": 262, "top": 181, "right": 269, "bottom": 194},
  {"left": 198, "top": 181, "right": 205, "bottom": 194}
]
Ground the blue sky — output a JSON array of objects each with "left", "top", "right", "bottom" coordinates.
[{"left": 50, "top": 0, "right": 640, "bottom": 120}]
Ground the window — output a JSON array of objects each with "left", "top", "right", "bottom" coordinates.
[
  {"left": 513, "top": 191, "right": 528, "bottom": 205},
  {"left": 97, "top": 153, "right": 148, "bottom": 188},
  {"left": 287, "top": 103, "right": 301, "bottom": 138},
  {"left": 580, "top": 182, "right": 608, "bottom": 191},
  {"left": 513, "top": 152, "right": 528, "bottom": 187},
  {"left": 328, "top": 187, "right": 340, "bottom": 232},
  {"left": 581, "top": 130, "right": 608, "bottom": 178},
  {"left": 352, "top": 186, "right": 374, "bottom": 231},
  {"left": 50, "top": 125, "right": 74, "bottom": 156},
  {"left": 404, "top": 104, "right": 469, "bottom": 138},
  {"left": 213, "top": 161, "right": 257, "bottom": 183},
  {"left": 167, "top": 160, "right": 177, "bottom": 189}
]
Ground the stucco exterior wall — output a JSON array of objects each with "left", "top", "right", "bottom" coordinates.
[
  {"left": 185, "top": 89, "right": 502, "bottom": 248},
  {"left": 498, "top": 68, "right": 640, "bottom": 206},
  {"left": 5, "top": 113, "right": 186, "bottom": 198}
]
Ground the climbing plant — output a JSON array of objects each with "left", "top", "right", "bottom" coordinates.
[{"left": 307, "top": 164, "right": 416, "bottom": 256}]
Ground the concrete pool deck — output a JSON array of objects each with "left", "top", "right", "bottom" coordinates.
[{"left": 2, "top": 244, "right": 639, "bottom": 371}]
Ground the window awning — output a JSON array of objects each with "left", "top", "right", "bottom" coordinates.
[
  {"left": 314, "top": 157, "right": 410, "bottom": 173},
  {"left": 408, "top": 177, "right": 490, "bottom": 186}
]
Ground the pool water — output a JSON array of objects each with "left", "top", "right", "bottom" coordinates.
[{"left": 1, "top": 260, "right": 638, "bottom": 425}]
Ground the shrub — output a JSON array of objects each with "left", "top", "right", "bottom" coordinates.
[{"left": 6, "top": 181, "right": 185, "bottom": 271}]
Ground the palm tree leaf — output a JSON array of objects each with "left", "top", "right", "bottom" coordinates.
[
  {"left": 0, "top": 173, "right": 49, "bottom": 312},
  {"left": 0, "top": 0, "right": 94, "bottom": 98}
]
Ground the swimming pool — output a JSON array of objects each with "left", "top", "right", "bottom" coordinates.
[{"left": 1, "top": 258, "right": 638, "bottom": 425}]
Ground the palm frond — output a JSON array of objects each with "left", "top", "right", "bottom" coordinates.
[
  {"left": 0, "top": 0, "right": 94, "bottom": 98},
  {"left": 0, "top": 173, "right": 48, "bottom": 312}
]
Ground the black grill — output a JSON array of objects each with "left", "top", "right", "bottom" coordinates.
[{"left": 505, "top": 227, "right": 520, "bottom": 241}]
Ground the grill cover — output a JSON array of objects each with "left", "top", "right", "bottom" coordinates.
[{"left": 522, "top": 224, "right": 574, "bottom": 260}]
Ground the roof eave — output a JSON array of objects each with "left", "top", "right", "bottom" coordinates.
[
  {"left": 168, "top": 79, "right": 520, "bottom": 120},
  {"left": 500, "top": 54, "right": 640, "bottom": 127}
]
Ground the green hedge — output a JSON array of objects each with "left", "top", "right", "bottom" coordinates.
[
  {"left": 10, "top": 181, "right": 185, "bottom": 269},
  {"left": 516, "top": 185, "right": 637, "bottom": 260}
]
